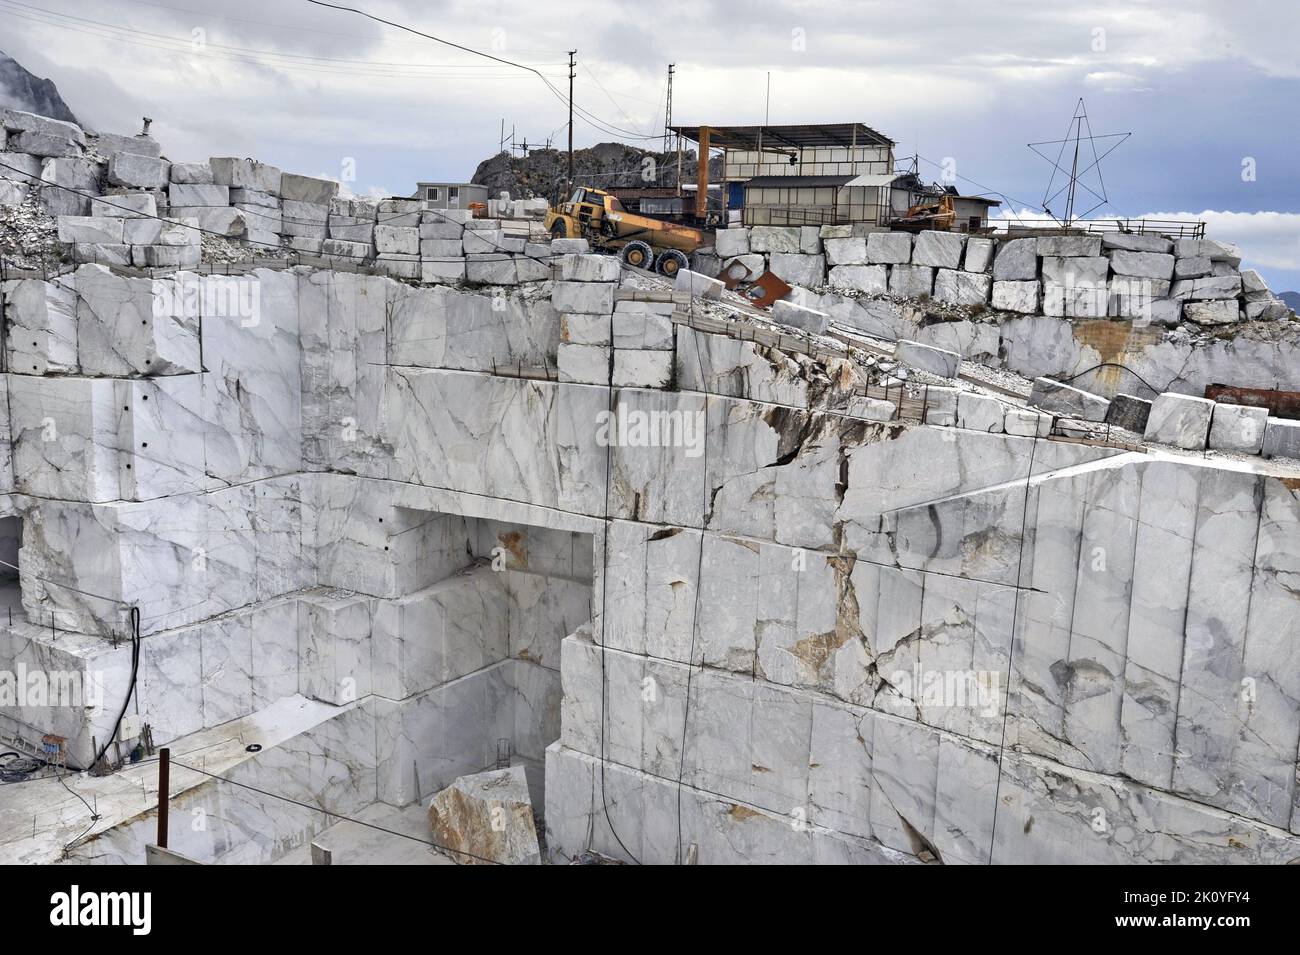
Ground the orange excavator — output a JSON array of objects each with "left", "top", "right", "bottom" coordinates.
[{"left": 890, "top": 193, "right": 956, "bottom": 232}]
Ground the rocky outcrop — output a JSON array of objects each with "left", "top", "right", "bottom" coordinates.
[
  {"left": 428, "top": 765, "right": 541, "bottom": 865},
  {"left": 471, "top": 142, "right": 722, "bottom": 202},
  {"left": 0, "top": 51, "right": 79, "bottom": 126}
]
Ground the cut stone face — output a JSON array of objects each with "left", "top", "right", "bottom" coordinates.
[
  {"left": 911, "top": 230, "right": 964, "bottom": 269},
  {"left": 866, "top": 231, "right": 911, "bottom": 265},
  {"left": 210, "top": 156, "right": 282, "bottom": 194},
  {"left": 1028, "top": 377, "right": 1110, "bottom": 422},
  {"left": 895, "top": 339, "right": 959, "bottom": 378},
  {"left": 1144, "top": 392, "right": 1213, "bottom": 449},
  {"left": 888, "top": 264, "right": 934, "bottom": 298},
  {"left": 279, "top": 172, "right": 339, "bottom": 205},
  {"left": 106, "top": 152, "right": 169, "bottom": 188},
  {"left": 824, "top": 237, "right": 868, "bottom": 266},
  {"left": 828, "top": 265, "right": 887, "bottom": 293},
  {"left": 767, "top": 253, "right": 826, "bottom": 287},
  {"left": 1036, "top": 235, "right": 1101, "bottom": 257},
  {"left": 4, "top": 277, "right": 78, "bottom": 374},
  {"left": 963, "top": 236, "right": 995, "bottom": 273},
  {"left": 1207, "top": 403, "right": 1267, "bottom": 454},
  {"left": 559, "top": 253, "right": 620, "bottom": 283},
  {"left": 956, "top": 392, "right": 1005, "bottom": 432},
  {"left": 991, "top": 280, "right": 1039, "bottom": 313},
  {"left": 749, "top": 226, "right": 802, "bottom": 253},
  {"left": 1108, "top": 250, "right": 1174, "bottom": 280},
  {"left": 1104, "top": 394, "right": 1153, "bottom": 433},
  {"left": 675, "top": 269, "right": 724, "bottom": 300},
  {"left": 992, "top": 238, "right": 1036, "bottom": 280},
  {"left": 771, "top": 299, "right": 829, "bottom": 335},
  {"left": 75, "top": 265, "right": 202, "bottom": 376},
  {"left": 1261, "top": 417, "right": 1300, "bottom": 459},
  {"left": 1102, "top": 233, "right": 1172, "bottom": 254},
  {"left": 933, "top": 269, "right": 990, "bottom": 306},
  {"left": 714, "top": 228, "right": 750, "bottom": 257}
]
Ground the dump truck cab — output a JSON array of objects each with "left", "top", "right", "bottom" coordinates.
[{"left": 560, "top": 187, "right": 615, "bottom": 230}]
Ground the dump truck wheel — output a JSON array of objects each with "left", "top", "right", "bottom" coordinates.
[
  {"left": 620, "top": 240, "right": 654, "bottom": 270},
  {"left": 550, "top": 220, "right": 568, "bottom": 239},
  {"left": 656, "top": 249, "right": 688, "bottom": 277}
]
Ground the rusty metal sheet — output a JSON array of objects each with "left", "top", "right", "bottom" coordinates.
[
  {"left": 1204, "top": 384, "right": 1300, "bottom": 421},
  {"left": 740, "top": 270, "right": 793, "bottom": 308},
  {"left": 719, "top": 258, "right": 755, "bottom": 290}
]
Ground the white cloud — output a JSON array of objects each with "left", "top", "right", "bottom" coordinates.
[{"left": 1145, "top": 210, "right": 1300, "bottom": 272}]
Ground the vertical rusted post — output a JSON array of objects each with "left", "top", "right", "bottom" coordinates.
[
  {"left": 157, "top": 747, "right": 170, "bottom": 848},
  {"left": 696, "top": 126, "right": 711, "bottom": 221}
]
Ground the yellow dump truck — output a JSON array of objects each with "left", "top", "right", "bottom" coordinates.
[{"left": 545, "top": 186, "right": 709, "bottom": 277}]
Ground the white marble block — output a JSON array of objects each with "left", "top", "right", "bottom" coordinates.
[
  {"left": 9, "top": 375, "right": 122, "bottom": 502},
  {"left": 371, "top": 564, "right": 509, "bottom": 699},
  {"left": 298, "top": 590, "right": 374, "bottom": 705},
  {"left": 76, "top": 265, "right": 201, "bottom": 376},
  {"left": 1207, "top": 402, "right": 1267, "bottom": 454},
  {"left": 1144, "top": 392, "right": 1213, "bottom": 449},
  {"left": 4, "top": 276, "right": 78, "bottom": 374},
  {"left": 553, "top": 281, "right": 616, "bottom": 314}
]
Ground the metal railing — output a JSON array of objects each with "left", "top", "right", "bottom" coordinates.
[
  {"left": 745, "top": 206, "right": 847, "bottom": 228},
  {"left": 993, "top": 217, "right": 1207, "bottom": 239},
  {"left": 1083, "top": 217, "right": 1206, "bottom": 239}
]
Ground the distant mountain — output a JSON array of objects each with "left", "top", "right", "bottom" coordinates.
[
  {"left": 0, "top": 50, "right": 79, "bottom": 126},
  {"left": 1279, "top": 291, "right": 1300, "bottom": 311}
]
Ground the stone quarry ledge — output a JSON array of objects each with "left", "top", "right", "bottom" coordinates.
[{"left": 0, "top": 695, "right": 349, "bottom": 865}]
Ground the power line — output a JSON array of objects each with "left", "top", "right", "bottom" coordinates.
[
  {"left": 120, "top": 0, "right": 569, "bottom": 55},
  {"left": 0, "top": 1, "right": 567, "bottom": 80},
  {"left": 302, "top": 0, "right": 662, "bottom": 144},
  {"left": 581, "top": 62, "right": 651, "bottom": 138}
]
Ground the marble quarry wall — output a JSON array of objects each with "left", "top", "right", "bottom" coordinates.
[
  {"left": 2, "top": 106, "right": 1299, "bottom": 864},
  {"left": 0, "top": 251, "right": 1297, "bottom": 865}
]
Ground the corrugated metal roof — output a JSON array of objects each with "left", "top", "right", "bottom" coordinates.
[
  {"left": 744, "top": 175, "right": 854, "bottom": 188},
  {"left": 668, "top": 123, "right": 894, "bottom": 150},
  {"left": 844, "top": 172, "right": 902, "bottom": 188}
]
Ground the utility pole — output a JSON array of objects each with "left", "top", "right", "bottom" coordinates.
[
  {"left": 664, "top": 63, "right": 675, "bottom": 149},
  {"left": 765, "top": 72, "right": 771, "bottom": 124},
  {"left": 664, "top": 63, "right": 675, "bottom": 186},
  {"left": 567, "top": 50, "right": 577, "bottom": 192}
]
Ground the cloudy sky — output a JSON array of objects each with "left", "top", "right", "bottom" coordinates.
[{"left": 4, "top": 0, "right": 1299, "bottom": 289}]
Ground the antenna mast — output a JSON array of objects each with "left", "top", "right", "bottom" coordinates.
[{"left": 1028, "top": 98, "right": 1131, "bottom": 226}]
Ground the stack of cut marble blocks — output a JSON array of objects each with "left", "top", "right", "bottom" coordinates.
[
  {"left": 319, "top": 199, "right": 549, "bottom": 284},
  {"left": 555, "top": 246, "right": 676, "bottom": 389},
  {"left": 712, "top": 223, "right": 1291, "bottom": 327},
  {"left": 58, "top": 193, "right": 200, "bottom": 269},
  {"left": 1, "top": 107, "right": 167, "bottom": 217}
]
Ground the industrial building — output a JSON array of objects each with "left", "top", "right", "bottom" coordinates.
[
  {"left": 668, "top": 123, "right": 999, "bottom": 230},
  {"left": 413, "top": 180, "right": 490, "bottom": 211}
]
